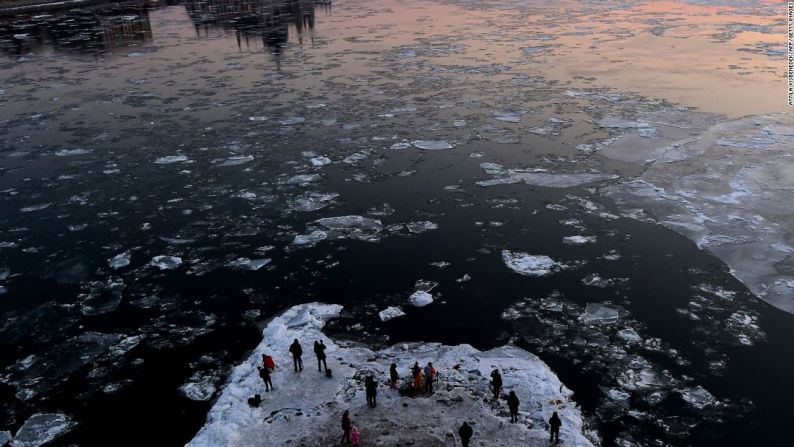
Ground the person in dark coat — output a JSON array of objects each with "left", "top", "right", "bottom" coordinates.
[
  {"left": 365, "top": 375, "right": 377, "bottom": 407},
  {"left": 340, "top": 410, "right": 352, "bottom": 444},
  {"left": 490, "top": 369, "right": 502, "bottom": 400},
  {"left": 257, "top": 366, "right": 273, "bottom": 392},
  {"left": 458, "top": 421, "right": 473, "bottom": 447},
  {"left": 289, "top": 339, "right": 303, "bottom": 372},
  {"left": 424, "top": 362, "right": 435, "bottom": 395},
  {"left": 507, "top": 391, "right": 520, "bottom": 423},
  {"left": 389, "top": 363, "right": 399, "bottom": 389},
  {"left": 314, "top": 340, "right": 328, "bottom": 372},
  {"left": 549, "top": 412, "right": 562, "bottom": 444}
]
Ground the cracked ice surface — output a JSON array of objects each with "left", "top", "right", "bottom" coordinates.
[
  {"left": 602, "top": 113, "right": 794, "bottom": 312},
  {"left": 187, "top": 303, "right": 593, "bottom": 447}
]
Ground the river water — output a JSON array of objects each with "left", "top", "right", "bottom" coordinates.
[{"left": 1, "top": 0, "right": 792, "bottom": 445}]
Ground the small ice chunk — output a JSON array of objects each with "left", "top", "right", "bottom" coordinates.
[
  {"left": 313, "top": 216, "right": 382, "bottom": 231},
  {"left": 289, "top": 193, "right": 338, "bottom": 212},
  {"left": 429, "top": 261, "right": 451, "bottom": 268},
  {"left": 406, "top": 221, "right": 439, "bottom": 233},
  {"left": 408, "top": 291, "right": 433, "bottom": 307},
  {"left": 680, "top": 386, "right": 716, "bottom": 410},
  {"left": 598, "top": 117, "right": 651, "bottom": 129},
  {"left": 293, "top": 230, "right": 328, "bottom": 246},
  {"left": 20, "top": 203, "right": 50, "bottom": 213},
  {"left": 493, "top": 111, "right": 521, "bottom": 123},
  {"left": 502, "top": 250, "right": 562, "bottom": 277},
  {"left": 217, "top": 155, "right": 254, "bottom": 167},
  {"left": 412, "top": 140, "right": 453, "bottom": 150},
  {"left": 279, "top": 117, "right": 306, "bottom": 125},
  {"left": 617, "top": 328, "right": 642, "bottom": 343},
  {"left": 12, "top": 413, "right": 76, "bottom": 447},
  {"left": 563, "top": 235, "right": 597, "bottom": 245},
  {"left": 414, "top": 280, "right": 439, "bottom": 292},
  {"left": 107, "top": 251, "right": 131, "bottom": 269},
  {"left": 390, "top": 142, "right": 412, "bottom": 150},
  {"left": 227, "top": 258, "right": 271, "bottom": 271},
  {"left": 149, "top": 256, "right": 183, "bottom": 270},
  {"left": 180, "top": 380, "right": 217, "bottom": 402},
  {"left": 579, "top": 303, "right": 620, "bottom": 325},
  {"left": 0, "top": 267, "right": 9, "bottom": 280},
  {"left": 248, "top": 116, "right": 268, "bottom": 121},
  {"left": 379, "top": 306, "right": 406, "bottom": 322},
  {"left": 287, "top": 174, "right": 320, "bottom": 184},
  {"left": 309, "top": 156, "right": 332, "bottom": 166},
  {"left": 155, "top": 155, "right": 189, "bottom": 164},
  {"left": 55, "top": 148, "right": 91, "bottom": 156},
  {"left": 456, "top": 274, "right": 472, "bottom": 283}
]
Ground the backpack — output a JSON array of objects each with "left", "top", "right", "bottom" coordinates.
[{"left": 263, "top": 355, "right": 275, "bottom": 370}]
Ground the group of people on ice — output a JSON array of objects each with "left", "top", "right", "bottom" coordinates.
[{"left": 252, "top": 338, "right": 564, "bottom": 445}]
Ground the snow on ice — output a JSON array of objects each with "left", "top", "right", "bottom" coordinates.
[{"left": 187, "top": 303, "right": 593, "bottom": 447}]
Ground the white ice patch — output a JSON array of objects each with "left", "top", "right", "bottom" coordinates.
[
  {"left": 292, "top": 230, "right": 328, "bottom": 246},
  {"left": 309, "top": 156, "right": 332, "bottom": 166},
  {"left": 11, "top": 413, "right": 76, "bottom": 447},
  {"left": 289, "top": 193, "right": 338, "bottom": 212},
  {"left": 408, "top": 291, "right": 434, "bottom": 307},
  {"left": 227, "top": 258, "right": 271, "bottom": 271},
  {"left": 149, "top": 256, "right": 183, "bottom": 270},
  {"left": 107, "top": 251, "right": 131, "bottom": 269},
  {"left": 217, "top": 155, "right": 254, "bottom": 167},
  {"left": 579, "top": 303, "right": 620, "bottom": 325},
  {"left": 155, "top": 155, "right": 189, "bottom": 164},
  {"left": 492, "top": 111, "right": 521, "bottom": 123},
  {"left": 379, "top": 306, "right": 406, "bottom": 322},
  {"left": 20, "top": 204, "right": 50, "bottom": 213},
  {"left": 180, "top": 378, "right": 218, "bottom": 402},
  {"left": 680, "top": 386, "right": 716, "bottom": 410},
  {"left": 187, "top": 303, "right": 592, "bottom": 447},
  {"left": 478, "top": 167, "right": 618, "bottom": 188},
  {"left": 286, "top": 174, "right": 321, "bottom": 185},
  {"left": 55, "top": 148, "right": 91, "bottom": 157},
  {"left": 406, "top": 221, "right": 439, "bottom": 233},
  {"left": 412, "top": 140, "right": 453, "bottom": 150},
  {"left": 502, "top": 251, "right": 563, "bottom": 277},
  {"left": 563, "top": 235, "right": 597, "bottom": 245},
  {"left": 279, "top": 117, "right": 305, "bottom": 125}
]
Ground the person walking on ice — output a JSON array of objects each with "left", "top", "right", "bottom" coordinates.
[
  {"left": 458, "top": 422, "right": 473, "bottom": 447},
  {"left": 490, "top": 369, "right": 502, "bottom": 400},
  {"left": 424, "top": 362, "right": 436, "bottom": 395},
  {"left": 507, "top": 391, "right": 520, "bottom": 423},
  {"left": 389, "top": 363, "right": 399, "bottom": 389},
  {"left": 549, "top": 411, "right": 562, "bottom": 444},
  {"left": 314, "top": 340, "right": 327, "bottom": 372},
  {"left": 289, "top": 338, "right": 303, "bottom": 372},
  {"left": 257, "top": 365, "right": 273, "bottom": 392},
  {"left": 340, "top": 410, "right": 352, "bottom": 444}
]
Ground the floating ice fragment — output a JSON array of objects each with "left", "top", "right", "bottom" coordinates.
[
  {"left": 412, "top": 140, "right": 453, "bottom": 150},
  {"left": 493, "top": 111, "right": 521, "bottom": 123},
  {"left": 456, "top": 274, "right": 472, "bottom": 283},
  {"left": 55, "top": 148, "right": 91, "bottom": 156},
  {"left": 598, "top": 116, "right": 651, "bottom": 129},
  {"left": 313, "top": 216, "right": 382, "bottom": 231},
  {"left": 379, "top": 306, "right": 406, "bottom": 322},
  {"left": 289, "top": 193, "right": 338, "bottom": 212},
  {"left": 429, "top": 261, "right": 451, "bottom": 268},
  {"left": 279, "top": 117, "right": 305, "bottom": 125},
  {"left": 390, "top": 142, "right": 412, "bottom": 150},
  {"left": 408, "top": 291, "right": 434, "bottom": 307},
  {"left": 680, "top": 386, "right": 716, "bottom": 410},
  {"left": 107, "top": 251, "right": 131, "bottom": 269},
  {"left": 248, "top": 116, "right": 268, "bottom": 122},
  {"left": 579, "top": 303, "right": 620, "bottom": 325},
  {"left": 286, "top": 174, "right": 320, "bottom": 184},
  {"left": 217, "top": 155, "right": 254, "bottom": 167},
  {"left": 20, "top": 203, "right": 50, "bottom": 213},
  {"left": 0, "top": 285, "right": 6, "bottom": 294},
  {"left": 149, "top": 256, "right": 183, "bottom": 270},
  {"left": 227, "top": 258, "right": 271, "bottom": 271},
  {"left": 563, "top": 235, "right": 597, "bottom": 245},
  {"left": 309, "top": 156, "right": 331, "bottom": 166},
  {"left": 0, "top": 268, "right": 8, "bottom": 280},
  {"left": 12, "top": 413, "right": 76, "bottom": 447},
  {"left": 406, "top": 221, "right": 439, "bottom": 233},
  {"left": 502, "top": 251, "right": 562, "bottom": 277},
  {"left": 617, "top": 328, "right": 642, "bottom": 343},
  {"left": 414, "top": 280, "right": 438, "bottom": 292},
  {"left": 292, "top": 230, "right": 328, "bottom": 246},
  {"left": 180, "top": 378, "right": 217, "bottom": 402},
  {"left": 154, "top": 155, "right": 189, "bottom": 164}
]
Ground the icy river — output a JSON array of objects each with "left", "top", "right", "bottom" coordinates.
[{"left": 1, "top": 0, "right": 793, "bottom": 445}]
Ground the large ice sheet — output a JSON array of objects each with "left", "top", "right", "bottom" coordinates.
[
  {"left": 602, "top": 113, "right": 794, "bottom": 312},
  {"left": 187, "top": 303, "right": 593, "bottom": 447}
]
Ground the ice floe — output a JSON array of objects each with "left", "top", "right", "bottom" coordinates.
[
  {"left": 502, "top": 251, "right": 565, "bottom": 277},
  {"left": 154, "top": 155, "right": 189, "bottom": 164},
  {"left": 187, "top": 303, "right": 592, "bottom": 447},
  {"left": 412, "top": 140, "right": 453, "bottom": 150},
  {"left": 408, "top": 291, "right": 434, "bottom": 307},
  {"left": 226, "top": 258, "right": 271, "bottom": 271},
  {"left": 10, "top": 413, "right": 76, "bottom": 447},
  {"left": 149, "top": 256, "right": 183, "bottom": 270},
  {"left": 378, "top": 306, "right": 406, "bottom": 322},
  {"left": 107, "top": 251, "right": 131, "bottom": 269}
]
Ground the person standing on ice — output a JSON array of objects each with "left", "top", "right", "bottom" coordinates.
[
  {"left": 350, "top": 423, "right": 361, "bottom": 446},
  {"left": 365, "top": 375, "right": 378, "bottom": 407},
  {"left": 458, "top": 422, "right": 473, "bottom": 447},
  {"left": 412, "top": 362, "right": 424, "bottom": 392},
  {"left": 257, "top": 365, "right": 273, "bottom": 392},
  {"left": 289, "top": 338, "right": 303, "bottom": 372},
  {"left": 314, "top": 340, "right": 327, "bottom": 372},
  {"left": 444, "top": 430, "right": 456, "bottom": 447},
  {"left": 507, "top": 391, "right": 520, "bottom": 423},
  {"left": 340, "top": 410, "right": 352, "bottom": 444},
  {"left": 389, "top": 363, "right": 399, "bottom": 389},
  {"left": 549, "top": 411, "right": 562, "bottom": 444},
  {"left": 490, "top": 369, "right": 502, "bottom": 400},
  {"left": 424, "top": 362, "right": 436, "bottom": 394},
  {"left": 262, "top": 353, "right": 275, "bottom": 371}
]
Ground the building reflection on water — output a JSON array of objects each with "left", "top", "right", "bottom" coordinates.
[
  {"left": 185, "top": 0, "right": 330, "bottom": 57},
  {"left": 0, "top": 3, "right": 153, "bottom": 56}
]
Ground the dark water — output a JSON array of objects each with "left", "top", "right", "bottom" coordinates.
[{"left": 1, "top": 0, "right": 793, "bottom": 445}]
